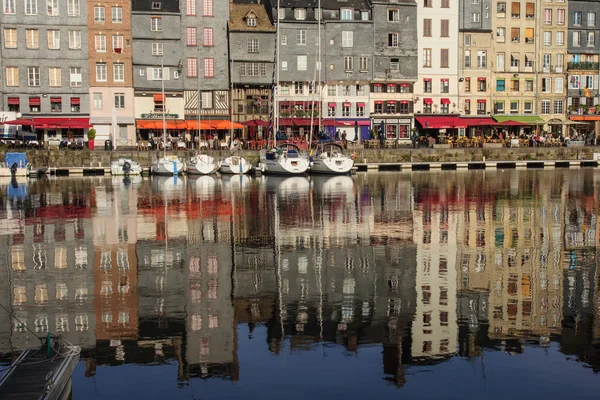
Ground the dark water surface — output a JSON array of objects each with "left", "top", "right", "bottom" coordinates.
[{"left": 0, "top": 171, "right": 599, "bottom": 399}]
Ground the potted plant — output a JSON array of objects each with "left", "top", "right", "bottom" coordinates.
[{"left": 87, "top": 128, "right": 96, "bottom": 150}]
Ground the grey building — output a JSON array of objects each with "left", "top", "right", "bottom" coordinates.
[
  {"left": 0, "top": 0, "right": 90, "bottom": 138},
  {"left": 371, "top": 0, "right": 418, "bottom": 141},
  {"left": 131, "top": 0, "right": 184, "bottom": 119},
  {"left": 182, "top": 0, "right": 231, "bottom": 121},
  {"left": 567, "top": 0, "right": 600, "bottom": 112},
  {"left": 229, "top": 2, "right": 276, "bottom": 127}
]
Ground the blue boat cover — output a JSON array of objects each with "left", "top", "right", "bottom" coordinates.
[
  {"left": 4, "top": 153, "right": 28, "bottom": 168},
  {"left": 7, "top": 182, "right": 28, "bottom": 200}
]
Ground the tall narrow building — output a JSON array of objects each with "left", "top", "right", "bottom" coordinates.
[
  {"left": 371, "top": 0, "right": 418, "bottom": 144},
  {"left": 88, "top": 0, "right": 136, "bottom": 146},
  {"left": 1, "top": 0, "right": 90, "bottom": 142}
]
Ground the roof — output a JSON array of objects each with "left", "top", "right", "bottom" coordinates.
[
  {"left": 268, "top": 0, "right": 370, "bottom": 10},
  {"left": 132, "top": 0, "right": 180, "bottom": 13},
  {"left": 229, "top": 4, "right": 276, "bottom": 32}
]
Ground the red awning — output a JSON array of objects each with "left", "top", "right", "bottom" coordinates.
[
  {"left": 460, "top": 117, "right": 496, "bottom": 126},
  {"left": 477, "top": 77, "right": 486, "bottom": 81},
  {"left": 477, "top": 99, "right": 486, "bottom": 103},
  {"left": 343, "top": 102, "right": 351, "bottom": 107},
  {"left": 465, "top": 99, "right": 471, "bottom": 102},
  {"left": 416, "top": 116, "right": 467, "bottom": 129},
  {"left": 441, "top": 98, "right": 451, "bottom": 104},
  {"left": 50, "top": 97, "right": 62, "bottom": 103},
  {"left": 29, "top": 97, "right": 41, "bottom": 106},
  {"left": 32, "top": 117, "right": 91, "bottom": 129},
  {"left": 374, "top": 83, "right": 382, "bottom": 87},
  {"left": 400, "top": 84, "right": 410, "bottom": 87},
  {"left": 423, "top": 98, "right": 433, "bottom": 104},
  {"left": 400, "top": 100, "right": 409, "bottom": 104},
  {"left": 423, "top": 78, "right": 432, "bottom": 82},
  {"left": 294, "top": 101, "right": 305, "bottom": 105},
  {"left": 70, "top": 98, "right": 80, "bottom": 105},
  {"left": 153, "top": 94, "right": 165, "bottom": 102},
  {"left": 328, "top": 102, "right": 336, "bottom": 107},
  {"left": 375, "top": 100, "right": 384, "bottom": 105},
  {"left": 440, "top": 79, "right": 449, "bottom": 82},
  {"left": 357, "top": 102, "right": 365, "bottom": 107},
  {"left": 387, "top": 100, "right": 396, "bottom": 104},
  {"left": 7, "top": 97, "right": 19, "bottom": 105},
  {"left": 387, "top": 84, "right": 395, "bottom": 87}
]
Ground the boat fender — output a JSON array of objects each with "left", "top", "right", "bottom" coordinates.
[
  {"left": 351, "top": 152, "right": 356, "bottom": 160},
  {"left": 123, "top": 161, "right": 132, "bottom": 175}
]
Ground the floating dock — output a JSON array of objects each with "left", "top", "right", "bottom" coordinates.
[{"left": 354, "top": 160, "right": 598, "bottom": 172}]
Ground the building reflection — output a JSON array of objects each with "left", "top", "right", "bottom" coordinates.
[{"left": 0, "top": 170, "right": 599, "bottom": 386}]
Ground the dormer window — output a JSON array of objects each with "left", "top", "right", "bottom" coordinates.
[
  {"left": 152, "top": 2, "right": 161, "bottom": 10},
  {"left": 294, "top": 8, "right": 306, "bottom": 20},
  {"left": 247, "top": 17, "right": 256, "bottom": 26},
  {"left": 341, "top": 8, "right": 353, "bottom": 20}
]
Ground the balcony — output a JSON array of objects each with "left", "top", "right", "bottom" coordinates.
[{"left": 567, "top": 62, "right": 599, "bottom": 70}]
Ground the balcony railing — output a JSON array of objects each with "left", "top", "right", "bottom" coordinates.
[{"left": 567, "top": 62, "right": 599, "bottom": 70}]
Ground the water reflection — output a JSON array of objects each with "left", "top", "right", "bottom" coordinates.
[{"left": 0, "top": 171, "right": 599, "bottom": 397}]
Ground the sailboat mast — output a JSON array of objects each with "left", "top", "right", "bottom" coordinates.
[
  {"left": 274, "top": 0, "right": 280, "bottom": 148},
  {"left": 161, "top": 56, "right": 167, "bottom": 158},
  {"left": 317, "top": 0, "right": 322, "bottom": 135}
]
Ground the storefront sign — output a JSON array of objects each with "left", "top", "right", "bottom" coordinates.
[
  {"left": 140, "top": 113, "right": 179, "bottom": 119},
  {"left": 397, "top": 119, "right": 412, "bottom": 124}
]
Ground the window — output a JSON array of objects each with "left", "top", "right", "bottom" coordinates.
[
  {"left": 477, "top": 50, "right": 487, "bottom": 68},
  {"left": 497, "top": 53, "right": 505, "bottom": 70},
  {"left": 48, "top": 67, "right": 61, "bottom": 87},
  {"left": 424, "top": 79, "right": 432, "bottom": 93},
  {"left": 297, "top": 29, "right": 306, "bottom": 45},
  {"left": 47, "top": 30, "right": 60, "bottom": 49},
  {"left": 511, "top": 27, "right": 520, "bottom": 42},
  {"left": 247, "top": 38, "right": 259, "bottom": 52},
  {"left": 441, "top": 0, "right": 450, "bottom": 7},
  {"left": 542, "top": 77, "right": 551, "bottom": 93},
  {"left": 186, "top": 0, "right": 196, "bottom": 15},
  {"left": 390, "top": 58, "right": 400, "bottom": 71},
  {"left": 388, "top": 33, "right": 399, "bottom": 47},
  {"left": 497, "top": 79, "right": 505, "bottom": 91},
  {"left": 424, "top": 0, "right": 432, "bottom": 6},
  {"left": 26, "top": 29, "right": 39, "bottom": 49},
  {"left": 47, "top": 0, "right": 58, "bottom": 15},
  {"left": 361, "top": 11, "right": 369, "bottom": 20},
  {"left": 281, "top": 61, "right": 288, "bottom": 71},
  {"left": 495, "top": 101, "right": 504, "bottom": 113},
  {"left": 589, "top": 12, "right": 596, "bottom": 27},
  {"left": 512, "top": 78, "right": 520, "bottom": 91},
  {"left": 187, "top": 27, "right": 197, "bottom": 46},
  {"left": 112, "top": 7, "right": 122, "bottom": 23},
  {"left": 464, "top": 50, "right": 471, "bottom": 68},
  {"left": 541, "top": 100, "right": 551, "bottom": 114},
  {"left": 342, "top": 104, "right": 350, "bottom": 117},
  {"left": 50, "top": 97, "right": 62, "bottom": 112},
  {"left": 152, "top": 67, "right": 163, "bottom": 80},
  {"left": 557, "top": 9, "right": 565, "bottom": 24},
  {"left": 96, "top": 63, "right": 107, "bottom": 82},
  {"left": 203, "top": 28, "right": 214, "bottom": 46},
  {"left": 465, "top": 34, "right": 471, "bottom": 46},
  {"left": 113, "top": 63, "right": 124, "bottom": 82},
  {"left": 203, "top": 0, "right": 213, "bottom": 16},
  {"left": 294, "top": 55, "right": 307, "bottom": 71},
  {"left": 556, "top": 31, "right": 564, "bottom": 45},
  {"left": 497, "top": 2, "right": 506, "bottom": 15},
  {"left": 95, "top": 35, "right": 106, "bottom": 52},
  {"left": 478, "top": 78, "right": 486, "bottom": 91},
  {"left": 344, "top": 56, "right": 353, "bottom": 71},
  {"left": 294, "top": 81, "right": 303, "bottom": 94},
  {"left": 25, "top": 0, "right": 37, "bottom": 15},
  {"left": 341, "top": 8, "right": 353, "bottom": 20},
  {"left": 423, "top": 19, "right": 432, "bottom": 36},
  {"left": 525, "top": 80, "right": 534, "bottom": 91},
  {"left": 152, "top": 42, "right": 163, "bottom": 55},
  {"left": 389, "top": 9, "right": 399, "bottom": 22},
  {"left": 573, "top": 31, "right": 581, "bottom": 46},
  {"left": 4, "top": 28, "right": 17, "bottom": 48},
  {"left": 472, "top": 12, "right": 480, "bottom": 23},
  {"left": 356, "top": 104, "right": 364, "bottom": 117},
  {"left": 544, "top": 8, "right": 551, "bottom": 24},
  {"left": 247, "top": 16, "right": 256, "bottom": 26},
  {"left": 441, "top": 79, "right": 449, "bottom": 93},
  {"left": 94, "top": 6, "right": 104, "bottom": 22},
  {"left": 28, "top": 66, "right": 40, "bottom": 86},
  {"left": 574, "top": 11, "right": 582, "bottom": 25},
  {"left": 496, "top": 27, "right": 505, "bottom": 42},
  {"left": 67, "top": 0, "right": 79, "bottom": 16},
  {"left": 423, "top": 48, "right": 432, "bottom": 67},
  {"left": 151, "top": 2, "right": 161, "bottom": 10},
  {"left": 510, "top": 101, "right": 519, "bottom": 114},
  {"left": 588, "top": 32, "right": 595, "bottom": 46},
  {"left": 5, "top": 67, "right": 18, "bottom": 86},
  {"left": 93, "top": 93, "right": 103, "bottom": 109},
  {"left": 441, "top": 20, "right": 449, "bottom": 37},
  {"left": 555, "top": 77, "right": 563, "bottom": 93},
  {"left": 359, "top": 56, "right": 368, "bottom": 71},
  {"left": 281, "top": 35, "right": 287, "bottom": 45},
  {"left": 294, "top": 8, "right": 305, "bottom": 20},
  {"left": 464, "top": 100, "right": 471, "bottom": 114},
  {"left": 204, "top": 58, "right": 214, "bottom": 77},
  {"left": 328, "top": 85, "right": 336, "bottom": 96},
  {"left": 68, "top": 30, "right": 81, "bottom": 49},
  {"left": 543, "top": 31, "right": 551, "bottom": 45},
  {"left": 342, "top": 31, "right": 353, "bottom": 47},
  {"left": 70, "top": 67, "right": 81, "bottom": 87},
  {"left": 113, "top": 35, "right": 123, "bottom": 52},
  {"left": 4, "top": 0, "right": 15, "bottom": 14},
  {"left": 278, "top": 8, "right": 285, "bottom": 20},
  {"left": 151, "top": 17, "right": 162, "bottom": 32},
  {"left": 511, "top": 2, "right": 520, "bottom": 18},
  {"left": 526, "top": 2, "right": 534, "bottom": 18}
]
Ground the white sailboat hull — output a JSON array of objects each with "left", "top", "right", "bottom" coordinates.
[
  {"left": 310, "top": 156, "right": 354, "bottom": 175},
  {"left": 186, "top": 154, "right": 219, "bottom": 175},
  {"left": 0, "top": 167, "right": 29, "bottom": 177},
  {"left": 110, "top": 159, "right": 142, "bottom": 176},
  {"left": 220, "top": 156, "right": 251, "bottom": 174},
  {"left": 260, "top": 148, "right": 310, "bottom": 175},
  {"left": 151, "top": 157, "right": 184, "bottom": 175}
]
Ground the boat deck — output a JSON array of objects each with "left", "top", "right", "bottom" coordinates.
[{"left": 0, "top": 339, "right": 80, "bottom": 400}]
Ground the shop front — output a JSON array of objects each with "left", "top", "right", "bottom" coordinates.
[
  {"left": 415, "top": 115, "right": 466, "bottom": 141},
  {"left": 372, "top": 117, "right": 412, "bottom": 143},
  {"left": 492, "top": 115, "right": 544, "bottom": 136}
]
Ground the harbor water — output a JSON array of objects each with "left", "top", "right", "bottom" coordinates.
[{"left": 0, "top": 170, "right": 599, "bottom": 399}]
